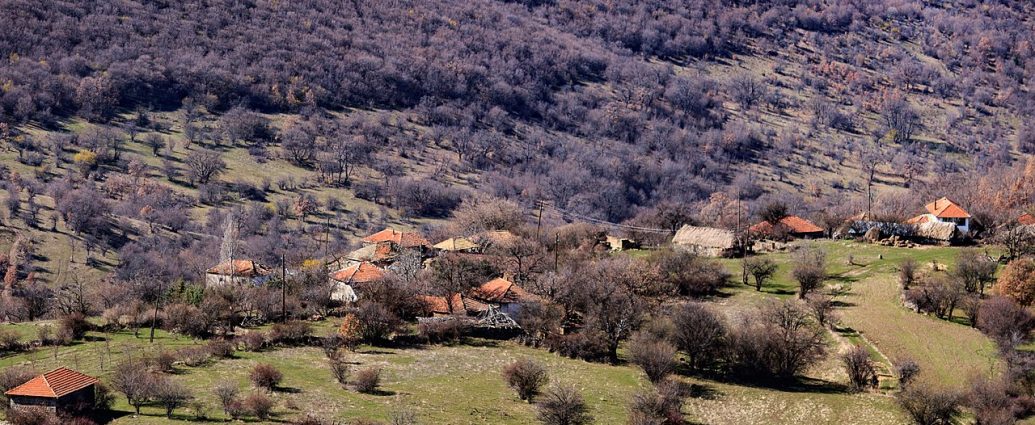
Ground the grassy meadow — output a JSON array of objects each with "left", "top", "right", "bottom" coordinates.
[{"left": 0, "top": 240, "right": 1012, "bottom": 424}]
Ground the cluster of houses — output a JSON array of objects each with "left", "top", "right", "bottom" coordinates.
[
  {"left": 673, "top": 197, "right": 979, "bottom": 256},
  {"left": 203, "top": 227, "right": 541, "bottom": 324}
]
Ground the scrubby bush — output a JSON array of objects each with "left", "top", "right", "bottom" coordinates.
[
  {"left": 7, "top": 407, "right": 62, "bottom": 425},
  {"left": 353, "top": 367, "right": 382, "bottom": 394},
  {"left": 896, "top": 359, "right": 921, "bottom": 388},
  {"left": 268, "top": 320, "right": 313, "bottom": 346},
  {"left": 214, "top": 380, "right": 240, "bottom": 418},
  {"left": 58, "top": 312, "right": 91, "bottom": 340},
  {"left": 241, "top": 332, "right": 266, "bottom": 352},
  {"left": 417, "top": 317, "right": 470, "bottom": 344},
  {"left": 330, "top": 357, "right": 350, "bottom": 388},
  {"left": 842, "top": 345, "right": 877, "bottom": 392},
  {"left": 536, "top": 384, "right": 592, "bottom": 425},
  {"left": 250, "top": 364, "right": 283, "bottom": 392},
  {"left": 546, "top": 331, "right": 609, "bottom": 362},
  {"left": 206, "top": 339, "right": 235, "bottom": 358},
  {"left": 244, "top": 392, "right": 275, "bottom": 420},
  {"left": 977, "top": 296, "right": 1035, "bottom": 349},
  {"left": 628, "top": 333, "right": 677, "bottom": 384},
  {"left": 671, "top": 302, "right": 727, "bottom": 371},
  {"left": 897, "top": 385, "right": 962, "bottom": 425},
  {"left": 628, "top": 380, "right": 685, "bottom": 425},
  {"left": 729, "top": 300, "right": 825, "bottom": 379},
  {"left": 502, "top": 358, "right": 549, "bottom": 403}
]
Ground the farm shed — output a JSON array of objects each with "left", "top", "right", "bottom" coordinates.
[
  {"left": 672, "top": 225, "right": 737, "bottom": 257},
  {"left": 5, "top": 368, "right": 98, "bottom": 414},
  {"left": 205, "top": 259, "right": 272, "bottom": 287}
]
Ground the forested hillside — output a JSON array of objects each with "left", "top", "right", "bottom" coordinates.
[{"left": 0, "top": 0, "right": 1034, "bottom": 284}]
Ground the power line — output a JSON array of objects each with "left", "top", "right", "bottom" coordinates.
[{"left": 533, "top": 200, "right": 675, "bottom": 234}]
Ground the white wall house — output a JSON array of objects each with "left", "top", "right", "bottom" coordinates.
[{"left": 906, "top": 197, "right": 971, "bottom": 234}]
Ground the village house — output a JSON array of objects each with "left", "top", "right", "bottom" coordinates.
[
  {"left": 605, "top": 235, "right": 639, "bottom": 251},
  {"left": 362, "top": 227, "right": 431, "bottom": 251},
  {"left": 339, "top": 241, "right": 399, "bottom": 267},
  {"left": 328, "top": 261, "right": 386, "bottom": 303},
  {"left": 672, "top": 225, "right": 738, "bottom": 257},
  {"left": 470, "top": 277, "right": 541, "bottom": 316},
  {"left": 433, "top": 237, "right": 480, "bottom": 253},
  {"left": 420, "top": 293, "right": 489, "bottom": 317},
  {"left": 748, "top": 215, "right": 824, "bottom": 239},
  {"left": 5, "top": 368, "right": 98, "bottom": 414},
  {"left": 906, "top": 197, "right": 972, "bottom": 234},
  {"left": 205, "top": 259, "right": 272, "bottom": 287}
]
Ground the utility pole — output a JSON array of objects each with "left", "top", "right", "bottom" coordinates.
[
  {"left": 281, "top": 254, "right": 287, "bottom": 322},
  {"left": 535, "top": 200, "right": 544, "bottom": 242}
]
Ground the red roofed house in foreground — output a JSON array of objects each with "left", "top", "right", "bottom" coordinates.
[
  {"left": 5, "top": 367, "right": 98, "bottom": 413},
  {"left": 906, "top": 197, "right": 972, "bottom": 234},
  {"left": 748, "top": 215, "right": 824, "bottom": 239},
  {"left": 329, "top": 261, "right": 386, "bottom": 303}
]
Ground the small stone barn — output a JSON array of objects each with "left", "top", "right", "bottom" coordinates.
[{"left": 5, "top": 368, "right": 98, "bottom": 413}]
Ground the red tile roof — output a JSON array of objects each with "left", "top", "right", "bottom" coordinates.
[
  {"left": 472, "top": 277, "right": 539, "bottom": 304},
  {"left": 420, "top": 293, "right": 488, "bottom": 315},
  {"left": 362, "top": 228, "right": 430, "bottom": 248},
  {"left": 206, "top": 259, "right": 269, "bottom": 277},
  {"left": 749, "top": 216, "right": 823, "bottom": 235},
  {"left": 330, "top": 262, "right": 385, "bottom": 284},
  {"left": 5, "top": 368, "right": 98, "bottom": 398},
  {"left": 1019, "top": 213, "right": 1035, "bottom": 226},
  {"left": 925, "top": 197, "right": 970, "bottom": 219}
]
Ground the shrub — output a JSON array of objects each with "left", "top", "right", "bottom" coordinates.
[
  {"left": 900, "top": 259, "right": 918, "bottom": 290},
  {"left": 206, "top": 339, "right": 235, "bottom": 358},
  {"left": 628, "top": 379, "right": 685, "bottom": 425},
  {"left": 178, "top": 346, "right": 211, "bottom": 367},
  {"left": 353, "top": 367, "right": 381, "bottom": 394},
  {"left": 269, "top": 320, "right": 313, "bottom": 346},
  {"left": 628, "top": 334, "right": 677, "bottom": 384},
  {"left": 729, "top": 300, "right": 825, "bottom": 379},
  {"left": 329, "top": 357, "right": 350, "bottom": 387},
  {"left": 671, "top": 302, "right": 728, "bottom": 371},
  {"left": 996, "top": 258, "right": 1035, "bottom": 306},
  {"left": 417, "top": 317, "right": 470, "bottom": 344},
  {"left": 502, "top": 358, "right": 549, "bottom": 403},
  {"left": 0, "top": 327, "right": 22, "bottom": 353},
  {"left": 153, "top": 377, "right": 193, "bottom": 419},
  {"left": 250, "top": 364, "right": 284, "bottom": 392},
  {"left": 58, "top": 312, "right": 91, "bottom": 340},
  {"left": 7, "top": 407, "right": 61, "bottom": 425},
  {"left": 241, "top": 331, "right": 266, "bottom": 352},
  {"left": 338, "top": 314, "right": 363, "bottom": 350},
  {"left": 653, "top": 249, "right": 730, "bottom": 296},
  {"left": 355, "top": 302, "right": 402, "bottom": 343},
  {"left": 897, "top": 385, "right": 962, "bottom": 425},
  {"left": 895, "top": 359, "right": 921, "bottom": 388},
  {"left": 147, "top": 350, "right": 176, "bottom": 373},
  {"left": 244, "top": 392, "right": 275, "bottom": 420},
  {"left": 842, "top": 345, "right": 877, "bottom": 392},
  {"left": 536, "top": 384, "right": 592, "bottom": 425},
  {"left": 977, "top": 296, "right": 1035, "bottom": 349},
  {"left": 792, "top": 246, "right": 826, "bottom": 299},
  {"left": 967, "top": 376, "right": 1015, "bottom": 425},
  {"left": 213, "top": 380, "right": 240, "bottom": 417},
  {"left": 93, "top": 382, "right": 116, "bottom": 411},
  {"left": 546, "top": 332, "right": 609, "bottom": 362}
]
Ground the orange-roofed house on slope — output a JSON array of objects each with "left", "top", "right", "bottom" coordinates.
[
  {"left": 205, "top": 259, "right": 272, "bottom": 287},
  {"left": 907, "top": 197, "right": 972, "bottom": 234},
  {"left": 362, "top": 227, "right": 431, "bottom": 250},
  {"left": 329, "top": 261, "right": 386, "bottom": 303},
  {"left": 5, "top": 368, "right": 99, "bottom": 413},
  {"left": 748, "top": 215, "right": 824, "bottom": 239},
  {"left": 470, "top": 277, "right": 541, "bottom": 316}
]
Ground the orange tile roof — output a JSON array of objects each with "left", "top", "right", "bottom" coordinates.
[
  {"left": 749, "top": 216, "right": 823, "bottom": 235},
  {"left": 1019, "top": 213, "right": 1035, "bottom": 226},
  {"left": 330, "top": 262, "right": 385, "bottom": 284},
  {"left": 925, "top": 197, "right": 970, "bottom": 219},
  {"left": 419, "top": 293, "right": 488, "bottom": 315},
  {"left": 362, "top": 228, "right": 430, "bottom": 248},
  {"left": 206, "top": 259, "right": 269, "bottom": 277},
  {"left": 5, "top": 368, "right": 98, "bottom": 398},
  {"left": 472, "top": 277, "right": 539, "bottom": 304}
]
